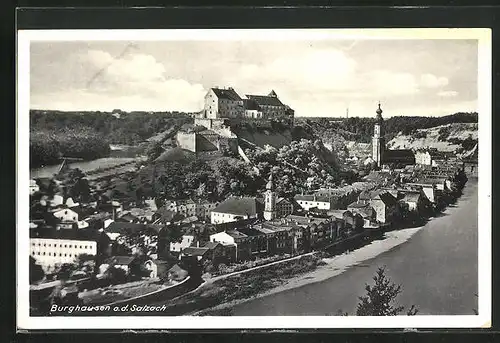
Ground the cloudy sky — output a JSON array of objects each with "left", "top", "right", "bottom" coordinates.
[{"left": 30, "top": 39, "right": 478, "bottom": 117}]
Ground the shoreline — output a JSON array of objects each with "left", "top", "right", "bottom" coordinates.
[{"left": 194, "top": 225, "right": 425, "bottom": 315}]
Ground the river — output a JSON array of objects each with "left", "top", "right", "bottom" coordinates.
[{"left": 231, "top": 178, "right": 478, "bottom": 316}]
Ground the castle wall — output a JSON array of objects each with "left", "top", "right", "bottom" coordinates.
[{"left": 176, "top": 132, "right": 197, "bottom": 152}]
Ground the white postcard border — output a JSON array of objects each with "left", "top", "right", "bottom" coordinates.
[{"left": 17, "top": 28, "right": 492, "bottom": 330}]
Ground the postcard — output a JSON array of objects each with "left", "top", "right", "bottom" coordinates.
[{"left": 17, "top": 28, "right": 491, "bottom": 330}]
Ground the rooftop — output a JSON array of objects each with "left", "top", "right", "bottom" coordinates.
[
  {"left": 212, "top": 196, "right": 262, "bottom": 216},
  {"left": 212, "top": 87, "right": 243, "bottom": 101},
  {"left": 103, "top": 255, "right": 136, "bottom": 266},
  {"left": 246, "top": 94, "right": 284, "bottom": 107}
]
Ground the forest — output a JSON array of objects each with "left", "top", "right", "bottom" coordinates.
[
  {"left": 29, "top": 110, "right": 193, "bottom": 168},
  {"left": 30, "top": 129, "right": 111, "bottom": 168},
  {"left": 30, "top": 110, "right": 193, "bottom": 145}
]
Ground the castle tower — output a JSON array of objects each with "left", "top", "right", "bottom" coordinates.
[
  {"left": 372, "top": 102, "right": 385, "bottom": 167},
  {"left": 263, "top": 173, "right": 276, "bottom": 221}
]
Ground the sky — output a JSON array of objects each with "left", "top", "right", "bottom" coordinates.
[{"left": 29, "top": 38, "right": 478, "bottom": 118}]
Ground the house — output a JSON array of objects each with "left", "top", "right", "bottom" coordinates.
[
  {"left": 170, "top": 235, "right": 195, "bottom": 254},
  {"left": 195, "top": 200, "right": 220, "bottom": 219},
  {"left": 128, "top": 208, "right": 157, "bottom": 223},
  {"left": 210, "top": 230, "right": 250, "bottom": 262},
  {"left": 346, "top": 202, "right": 376, "bottom": 222},
  {"left": 179, "top": 246, "right": 210, "bottom": 261},
  {"left": 415, "top": 148, "right": 448, "bottom": 166},
  {"left": 99, "top": 256, "right": 136, "bottom": 275},
  {"left": 237, "top": 226, "right": 270, "bottom": 256},
  {"left": 283, "top": 215, "right": 338, "bottom": 249},
  {"left": 258, "top": 221, "right": 306, "bottom": 255},
  {"left": 210, "top": 196, "right": 262, "bottom": 224},
  {"left": 275, "top": 198, "right": 295, "bottom": 218},
  {"left": 50, "top": 194, "right": 65, "bottom": 208},
  {"left": 54, "top": 208, "right": 80, "bottom": 222},
  {"left": 357, "top": 190, "right": 399, "bottom": 224},
  {"left": 328, "top": 209, "right": 364, "bottom": 233},
  {"left": 53, "top": 207, "right": 89, "bottom": 229},
  {"left": 294, "top": 194, "right": 332, "bottom": 212},
  {"left": 30, "top": 179, "right": 40, "bottom": 195},
  {"left": 163, "top": 199, "right": 197, "bottom": 218},
  {"left": 398, "top": 189, "right": 432, "bottom": 215},
  {"left": 154, "top": 206, "right": 183, "bottom": 224},
  {"left": 105, "top": 222, "right": 162, "bottom": 241},
  {"left": 370, "top": 192, "right": 399, "bottom": 224}
]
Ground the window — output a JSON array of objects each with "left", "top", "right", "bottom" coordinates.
[
  {"left": 43, "top": 243, "right": 46, "bottom": 247},
  {"left": 64, "top": 254, "right": 67, "bottom": 257},
  {"left": 85, "top": 245, "right": 88, "bottom": 249},
  {"left": 48, "top": 244, "right": 51, "bottom": 247},
  {"left": 69, "top": 245, "right": 72, "bottom": 248},
  {"left": 32, "top": 251, "right": 35, "bottom": 255},
  {"left": 37, "top": 252, "right": 40, "bottom": 255},
  {"left": 59, "top": 244, "right": 62, "bottom": 247},
  {"left": 64, "top": 211, "right": 68, "bottom": 215},
  {"left": 32, "top": 242, "right": 35, "bottom": 246},
  {"left": 43, "top": 252, "right": 46, "bottom": 255},
  {"left": 64, "top": 244, "right": 67, "bottom": 248},
  {"left": 59, "top": 253, "right": 62, "bottom": 257}
]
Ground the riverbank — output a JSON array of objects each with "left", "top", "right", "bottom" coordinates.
[{"left": 195, "top": 226, "right": 424, "bottom": 315}]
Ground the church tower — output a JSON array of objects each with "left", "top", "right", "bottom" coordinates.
[
  {"left": 263, "top": 173, "right": 276, "bottom": 221},
  {"left": 372, "top": 102, "right": 385, "bottom": 167}
]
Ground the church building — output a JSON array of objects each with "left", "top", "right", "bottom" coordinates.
[{"left": 369, "top": 103, "right": 415, "bottom": 168}]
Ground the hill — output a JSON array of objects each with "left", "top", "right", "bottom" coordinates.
[
  {"left": 297, "top": 112, "right": 478, "bottom": 144},
  {"left": 387, "top": 122, "right": 478, "bottom": 153}
]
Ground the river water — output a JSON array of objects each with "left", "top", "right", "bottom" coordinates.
[{"left": 231, "top": 178, "right": 479, "bottom": 316}]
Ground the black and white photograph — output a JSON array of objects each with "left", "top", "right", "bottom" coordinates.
[{"left": 17, "top": 28, "right": 491, "bottom": 329}]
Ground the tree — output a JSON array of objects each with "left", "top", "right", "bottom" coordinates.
[
  {"left": 146, "top": 141, "right": 164, "bottom": 162},
  {"left": 157, "top": 224, "right": 184, "bottom": 260},
  {"left": 55, "top": 263, "right": 77, "bottom": 281},
  {"left": 356, "top": 266, "right": 418, "bottom": 316},
  {"left": 104, "top": 265, "right": 128, "bottom": 284},
  {"left": 29, "top": 256, "right": 45, "bottom": 284}
]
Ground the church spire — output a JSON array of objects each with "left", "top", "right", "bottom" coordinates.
[{"left": 264, "top": 173, "right": 276, "bottom": 221}]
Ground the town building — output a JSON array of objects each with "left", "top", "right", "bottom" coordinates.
[
  {"left": 30, "top": 227, "right": 107, "bottom": 273},
  {"left": 163, "top": 199, "right": 197, "bottom": 218},
  {"left": 210, "top": 196, "right": 263, "bottom": 224},
  {"left": 414, "top": 148, "right": 446, "bottom": 166},
  {"left": 209, "top": 230, "right": 250, "bottom": 262},
  {"left": 294, "top": 194, "right": 333, "bottom": 212},
  {"left": 170, "top": 235, "right": 195, "bottom": 254},
  {"left": 356, "top": 189, "right": 400, "bottom": 224}
]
